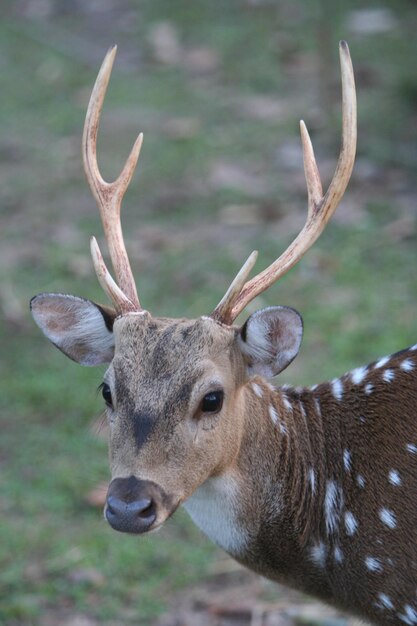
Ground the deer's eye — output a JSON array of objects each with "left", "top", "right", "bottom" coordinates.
[
  {"left": 201, "top": 390, "right": 224, "bottom": 414},
  {"left": 101, "top": 383, "right": 113, "bottom": 407}
]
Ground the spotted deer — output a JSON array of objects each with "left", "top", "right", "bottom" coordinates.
[{"left": 31, "top": 42, "right": 417, "bottom": 626}]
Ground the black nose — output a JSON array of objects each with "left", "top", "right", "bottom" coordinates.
[{"left": 105, "top": 476, "right": 162, "bottom": 534}]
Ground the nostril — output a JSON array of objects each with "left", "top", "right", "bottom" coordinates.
[
  {"left": 128, "top": 498, "right": 154, "bottom": 519},
  {"left": 106, "top": 495, "right": 125, "bottom": 518}
]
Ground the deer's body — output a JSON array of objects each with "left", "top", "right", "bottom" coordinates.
[{"left": 31, "top": 43, "right": 417, "bottom": 626}]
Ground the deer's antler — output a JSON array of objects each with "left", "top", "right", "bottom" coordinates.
[
  {"left": 212, "top": 41, "right": 357, "bottom": 324},
  {"left": 82, "top": 45, "right": 143, "bottom": 314}
]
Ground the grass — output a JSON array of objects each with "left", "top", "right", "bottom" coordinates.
[{"left": 1, "top": 1, "right": 417, "bottom": 624}]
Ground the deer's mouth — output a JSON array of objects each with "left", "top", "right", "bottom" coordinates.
[{"left": 104, "top": 475, "right": 177, "bottom": 534}]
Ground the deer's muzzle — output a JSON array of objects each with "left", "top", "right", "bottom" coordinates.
[{"left": 105, "top": 476, "right": 171, "bottom": 534}]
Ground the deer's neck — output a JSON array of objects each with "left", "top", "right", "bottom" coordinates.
[{"left": 234, "top": 380, "right": 331, "bottom": 586}]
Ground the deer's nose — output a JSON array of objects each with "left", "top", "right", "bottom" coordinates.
[{"left": 105, "top": 476, "right": 160, "bottom": 534}]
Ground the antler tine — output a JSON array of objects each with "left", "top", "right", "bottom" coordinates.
[
  {"left": 82, "top": 45, "right": 143, "bottom": 313},
  {"left": 212, "top": 40, "right": 356, "bottom": 325}
]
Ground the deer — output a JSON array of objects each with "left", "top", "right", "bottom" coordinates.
[{"left": 30, "top": 42, "right": 417, "bottom": 626}]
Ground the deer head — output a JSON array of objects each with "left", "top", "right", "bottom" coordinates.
[{"left": 31, "top": 43, "right": 356, "bottom": 535}]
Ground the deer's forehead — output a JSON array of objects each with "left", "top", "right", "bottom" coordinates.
[{"left": 112, "top": 315, "right": 236, "bottom": 372}]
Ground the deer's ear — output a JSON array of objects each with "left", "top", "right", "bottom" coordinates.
[
  {"left": 238, "top": 306, "right": 303, "bottom": 378},
  {"left": 30, "top": 293, "right": 116, "bottom": 366}
]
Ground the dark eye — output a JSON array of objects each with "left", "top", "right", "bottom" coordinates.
[
  {"left": 101, "top": 383, "right": 113, "bottom": 407},
  {"left": 201, "top": 390, "right": 224, "bottom": 414}
]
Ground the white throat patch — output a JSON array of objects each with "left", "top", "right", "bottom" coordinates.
[{"left": 183, "top": 473, "right": 248, "bottom": 557}]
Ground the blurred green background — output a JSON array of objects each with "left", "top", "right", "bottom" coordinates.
[{"left": 1, "top": 1, "right": 417, "bottom": 624}]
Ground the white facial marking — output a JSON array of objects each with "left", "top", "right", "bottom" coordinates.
[
  {"left": 334, "top": 546, "right": 344, "bottom": 564},
  {"left": 251, "top": 382, "right": 263, "bottom": 398},
  {"left": 356, "top": 474, "right": 366, "bottom": 488},
  {"left": 344, "top": 511, "right": 358, "bottom": 536},
  {"left": 343, "top": 449, "right": 352, "bottom": 472},
  {"left": 269, "top": 404, "right": 279, "bottom": 425},
  {"left": 388, "top": 469, "right": 401, "bottom": 486},
  {"left": 331, "top": 378, "right": 343, "bottom": 401},
  {"left": 365, "top": 556, "right": 383, "bottom": 572},
  {"left": 383, "top": 369, "right": 395, "bottom": 383},
  {"left": 400, "top": 358, "right": 414, "bottom": 372},
  {"left": 379, "top": 508, "right": 397, "bottom": 529},
  {"left": 183, "top": 473, "right": 248, "bottom": 557},
  {"left": 406, "top": 443, "right": 417, "bottom": 455},
  {"left": 364, "top": 383, "right": 374, "bottom": 395},
  {"left": 377, "top": 593, "right": 394, "bottom": 610},
  {"left": 309, "top": 468, "right": 316, "bottom": 495},
  {"left": 398, "top": 605, "right": 417, "bottom": 625},
  {"left": 351, "top": 366, "right": 367, "bottom": 384},
  {"left": 310, "top": 541, "right": 327, "bottom": 568},
  {"left": 324, "top": 480, "right": 343, "bottom": 535},
  {"left": 375, "top": 356, "right": 390, "bottom": 369}
]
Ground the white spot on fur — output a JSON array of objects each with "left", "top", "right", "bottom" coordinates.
[
  {"left": 310, "top": 384, "right": 318, "bottom": 391},
  {"left": 400, "top": 358, "right": 414, "bottom": 372},
  {"left": 251, "top": 382, "right": 263, "bottom": 398},
  {"left": 309, "top": 468, "right": 316, "bottom": 495},
  {"left": 379, "top": 508, "right": 397, "bottom": 529},
  {"left": 324, "top": 481, "right": 343, "bottom": 535},
  {"left": 331, "top": 378, "right": 343, "bottom": 401},
  {"left": 406, "top": 444, "right": 417, "bottom": 455},
  {"left": 267, "top": 382, "right": 276, "bottom": 393},
  {"left": 334, "top": 546, "right": 344, "bottom": 564},
  {"left": 344, "top": 511, "right": 358, "bottom": 535},
  {"left": 314, "top": 397, "right": 321, "bottom": 417},
  {"left": 383, "top": 369, "right": 395, "bottom": 382},
  {"left": 269, "top": 404, "right": 279, "bottom": 425},
  {"left": 357, "top": 474, "right": 366, "bottom": 488},
  {"left": 281, "top": 394, "right": 292, "bottom": 411},
  {"left": 364, "top": 383, "right": 374, "bottom": 395},
  {"left": 365, "top": 556, "right": 383, "bottom": 572},
  {"left": 310, "top": 541, "right": 327, "bottom": 568},
  {"left": 351, "top": 366, "right": 367, "bottom": 384},
  {"left": 398, "top": 605, "right": 417, "bottom": 625},
  {"left": 411, "top": 344, "right": 417, "bottom": 351},
  {"left": 377, "top": 593, "right": 394, "bottom": 610},
  {"left": 183, "top": 473, "right": 248, "bottom": 556},
  {"left": 343, "top": 449, "right": 352, "bottom": 472},
  {"left": 375, "top": 356, "right": 390, "bottom": 369},
  {"left": 389, "top": 470, "right": 401, "bottom": 486}
]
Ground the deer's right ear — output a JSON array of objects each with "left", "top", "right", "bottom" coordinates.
[
  {"left": 238, "top": 306, "right": 303, "bottom": 378},
  {"left": 30, "top": 293, "right": 116, "bottom": 366}
]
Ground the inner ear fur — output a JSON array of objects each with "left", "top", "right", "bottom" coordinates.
[
  {"left": 30, "top": 293, "right": 116, "bottom": 366},
  {"left": 238, "top": 306, "right": 303, "bottom": 378}
]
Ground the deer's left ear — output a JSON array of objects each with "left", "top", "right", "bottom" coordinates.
[{"left": 238, "top": 306, "right": 303, "bottom": 378}]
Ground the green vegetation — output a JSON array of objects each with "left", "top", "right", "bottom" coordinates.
[{"left": 1, "top": 1, "right": 417, "bottom": 624}]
